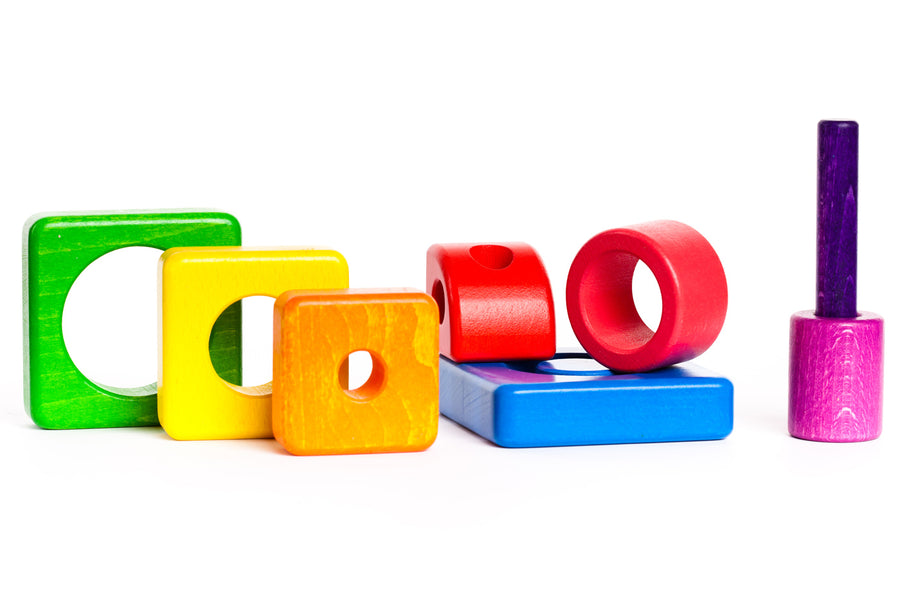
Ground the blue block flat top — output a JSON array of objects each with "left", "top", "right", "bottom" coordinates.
[{"left": 439, "top": 352, "right": 733, "bottom": 448}]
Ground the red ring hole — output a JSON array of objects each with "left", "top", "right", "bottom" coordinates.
[{"left": 578, "top": 251, "right": 654, "bottom": 353}]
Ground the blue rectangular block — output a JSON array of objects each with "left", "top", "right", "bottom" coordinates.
[{"left": 440, "top": 353, "right": 733, "bottom": 448}]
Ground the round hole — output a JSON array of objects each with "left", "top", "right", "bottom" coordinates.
[
  {"left": 209, "top": 295, "right": 275, "bottom": 393},
  {"left": 538, "top": 357, "right": 608, "bottom": 374},
  {"left": 506, "top": 353, "right": 615, "bottom": 377},
  {"left": 62, "top": 246, "right": 162, "bottom": 393},
  {"left": 632, "top": 260, "right": 662, "bottom": 332},
  {"left": 431, "top": 279, "right": 446, "bottom": 325},
  {"left": 339, "top": 350, "right": 385, "bottom": 401},
  {"left": 575, "top": 251, "right": 653, "bottom": 353},
  {"left": 469, "top": 244, "right": 514, "bottom": 269}
]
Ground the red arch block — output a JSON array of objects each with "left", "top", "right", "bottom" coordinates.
[{"left": 426, "top": 242, "right": 555, "bottom": 363}]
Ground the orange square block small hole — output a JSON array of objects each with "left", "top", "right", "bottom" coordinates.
[{"left": 273, "top": 288, "right": 440, "bottom": 456}]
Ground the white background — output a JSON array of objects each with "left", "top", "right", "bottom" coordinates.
[{"left": 2, "top": 1, "right": 899, "bottom": 597}]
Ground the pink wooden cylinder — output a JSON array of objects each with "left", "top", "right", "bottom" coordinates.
[{"left": 789, "top": 310, "right": 883, "bottom": 442}]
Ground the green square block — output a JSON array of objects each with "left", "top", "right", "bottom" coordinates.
[{"left": 23, "top": 210, "right": 243, "bottom": 429}]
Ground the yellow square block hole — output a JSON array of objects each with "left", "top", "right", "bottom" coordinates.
[{"left": 158, "top": 247, "right": 349, "bottom": 440}]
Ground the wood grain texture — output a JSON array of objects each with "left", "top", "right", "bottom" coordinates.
[
  {"left": 158, "top": 247, "right": 348, "bottom": 441},
  {"left": 273, "top": 288, "right": 439, "bottom": 455},
  {"left": 816, "top": 120, "right": 858, "bottom": 318},
  {"left": 425, "top": 242, "right": 555, "bottom": 363},
  {"left": 22, "top": 211, "right": 241, "bottom": 429},
  {"left": 789, "top": 121, "right": 883, "bottom": 442},
  {"left": 789, "top": 311, "right": 882, "bottom": 442}
]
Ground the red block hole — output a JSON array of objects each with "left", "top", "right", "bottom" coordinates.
[{"left": 469, "top": 244, "right": 514, "bottom": 270}]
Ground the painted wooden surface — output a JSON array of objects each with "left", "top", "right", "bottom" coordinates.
[
  {"left": 273, "top": 288, "right": 439, "bottom": 455},
  {"left": 23, "top": 211, "right": 241, "bottom": 429},
  {"left": 440, "top": 352, "right": 733, "bottom": 447},
  {"left": 425, "top": 242, "right": 555, "bottom": 363},
  {"left": 158, "top": 247, "right": 348, "bottom": 441},
  {"left": 816, "top": 120, "right": 858, "bottom": 318},
  {"left": 789, "top": 311, "right": 882, "bottom": 442},
  {"left": 566, "top": 220, "right": 727, "bottom": 373},
  {"left": 789, "top": 120, "right": 883, "bottom": 442}
]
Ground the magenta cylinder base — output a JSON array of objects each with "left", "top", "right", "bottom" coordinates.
[{"left": 789, "top": 310, "right": 883, "bottom": 442}]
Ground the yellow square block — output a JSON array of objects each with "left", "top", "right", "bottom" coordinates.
[
  {"left": 273, "top": 288, "right": 439, "bottom": 455},
  {"left": 158, "top": 247, "right": 349, "bottom": 440}
]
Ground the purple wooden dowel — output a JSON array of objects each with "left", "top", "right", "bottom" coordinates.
[{"left": 816, "top": 120, "right": 858, "bottom": 318}]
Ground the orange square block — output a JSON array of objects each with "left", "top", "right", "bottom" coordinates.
[{"left": 273, "top": 288, "right": 440, "bottom": 456}]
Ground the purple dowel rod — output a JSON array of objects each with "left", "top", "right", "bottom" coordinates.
[{"left": 816, "top": 120, "right": 858, "bottom": 318}]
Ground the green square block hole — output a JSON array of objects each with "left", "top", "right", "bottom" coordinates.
[{"left": 23, "top": 210, "right": 242, "bottom": 429}]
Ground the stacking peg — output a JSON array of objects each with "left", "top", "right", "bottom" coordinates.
[{"left": 788, "top": 120, "right": 883, "bottom": 442}]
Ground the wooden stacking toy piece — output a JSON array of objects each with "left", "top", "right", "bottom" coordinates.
[
  {"left": 440, "top": 352, "right": 733, "bottom": 448},
  {"left": 426, "top": 242, "right": 555, "bottom": 363},
  {"left": 789, "top": 120, "right": 883, "bottom": 442},
  {"left": 158, "top": 247, "right": 348, "bottom": 440},
  {"left": 273, "top": 288, "right": 439, "bottom": 455},
  {"left": 566, "top": 220, "right": 727, "bottom": 373},
  {"left": 23, "top": 211, "right": 241, "bottom": 429}
]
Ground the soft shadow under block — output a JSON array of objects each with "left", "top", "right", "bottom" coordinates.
[{"left": 439, "top": 353, "right": 733, "bottom": 447}]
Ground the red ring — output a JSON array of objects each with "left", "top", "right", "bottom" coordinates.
[{"left": 566, "top": 220, "right": 727, "bottom": 373}]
